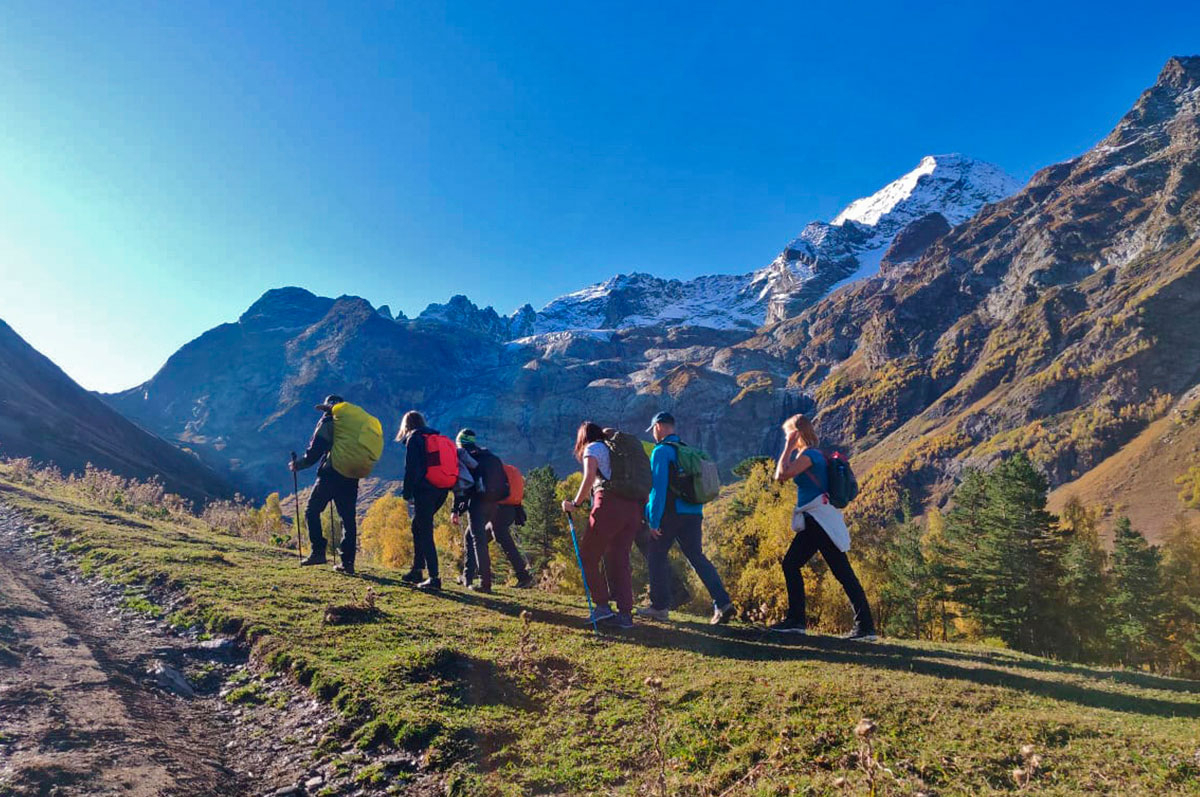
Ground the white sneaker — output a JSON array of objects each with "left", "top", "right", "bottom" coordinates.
[{"left": 636, "top": 606, "right": 670, "bottom": 621}]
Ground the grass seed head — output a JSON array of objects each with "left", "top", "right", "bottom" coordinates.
[
  {"left": 854, "top": 718, "right": 877, "bottom": 739},
  {"left": 1020, "top": 743, "right": 1036, "bottom": 759}
]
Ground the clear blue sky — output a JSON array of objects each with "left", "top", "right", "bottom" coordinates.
[{"left": 2, "top": 1, "right": 1197, "bottom": 392}]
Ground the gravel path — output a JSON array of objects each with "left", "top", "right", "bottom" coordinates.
[{"left": 0, "top": 502, "right": 380, "bottom": 796}]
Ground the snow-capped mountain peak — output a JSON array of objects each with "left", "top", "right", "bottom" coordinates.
[
  {"left": 428, "top": 155, "right": 1022, "bottom": 337},
  {"left": 832, "top": 154, "right": 1022, "bottom": 228}
]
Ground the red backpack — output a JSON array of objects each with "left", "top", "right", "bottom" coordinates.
[
  {"left": 500, "top": 464, "right": 524, "bottom": 506},
  {"left": 423, "top": 433, "right": 458, "bottom": 489}
]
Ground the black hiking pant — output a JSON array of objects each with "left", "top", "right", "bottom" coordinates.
[
  {"left": 489, "top": 504, "right": 530, "bottom": 581},
  {"left": 410, "top": 488, "right": 448, "bottom": 579},
  {"left": 305, "top": 468, "right": 359, "bottom": 566},
  {"left": 462, "top": 496, "right": 497, "bottom": 588},
  {"left": 783, "top": 513, "right": 874, "bottom": 633}
]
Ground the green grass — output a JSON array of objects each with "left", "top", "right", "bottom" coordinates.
[{"left": 2, "top": 470, "right": 1199, "bottom": 795}]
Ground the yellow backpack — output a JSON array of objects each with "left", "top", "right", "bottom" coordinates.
[{"left": 329, "top": 402, "right": 383, "bottom": 479}]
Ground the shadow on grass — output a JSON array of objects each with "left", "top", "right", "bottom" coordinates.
[{"left": 425, "top": 584, "right": 1200, "bottom": 720}]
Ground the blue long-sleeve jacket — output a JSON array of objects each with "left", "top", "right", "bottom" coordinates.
[{"left": 646, "top": 434, "right": 703, "bottom": 529}]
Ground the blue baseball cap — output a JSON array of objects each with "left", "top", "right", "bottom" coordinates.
[{"left": 646, "top": 411, "right": 675, "bottom": 432}]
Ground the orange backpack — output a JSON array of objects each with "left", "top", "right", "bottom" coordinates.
[
  {"left": 423, "top": 433, "right": 458, "bottom": 489},
  {"left": 499, "top": 464, "right": 524, "bottom": 506}
]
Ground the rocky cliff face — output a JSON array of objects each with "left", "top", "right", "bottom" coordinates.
[
  {"left": 104, "top": 58, "right": 1200, "bottom": 538},
  {"left": 0, "top": 320, "right": 233, "bottom": 504},
  {"left": 748, "top": 56, "right": 1200, "bottom": 536}
]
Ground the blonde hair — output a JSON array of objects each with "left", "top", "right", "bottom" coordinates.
[
  {"left": 396, "top": 410, "right": 426, "bottom": 443},
  {"left": 782, "top": 414, "right": 820, "bottom": 449}
]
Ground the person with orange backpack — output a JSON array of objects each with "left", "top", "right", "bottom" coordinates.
[
  {"left": 396, "top": 411, "right": 457, "bottom": 591},
  {"left": 451, "top": 429, "right": 510, "bottom": 594},
  {"left": 488, "top": 464, "right": 534, "bottom": 588}
]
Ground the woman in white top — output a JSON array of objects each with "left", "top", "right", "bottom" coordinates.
[
  {"left": 772, "top": 413, "right": 876, "bottom": 640},
  {"left": 561, "top": 421, "right": 642, "bottom": 628}
]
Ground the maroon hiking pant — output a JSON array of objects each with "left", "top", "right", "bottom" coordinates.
[{"left": 581, "top": 490, "right": 642, "bottom": 614}]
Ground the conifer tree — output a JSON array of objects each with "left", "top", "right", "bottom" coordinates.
[
  {"left": 1161, "top": 514, "right": 1200, "bottom": 674},
  {"left": 1107, "top": 517, "right": 1168, "bottom": 670},
  {"left": 942, "top": 455, "right": 1066, "bottom": 655},
  {"left": 1057, "top": 497, "right": 1111, "bottom": 662},
  {"left": 523, "top": 465, "right": 562, "bottom": 573},
  {"left": 880, "top": 516, "right": 933, "bottom": 638}
]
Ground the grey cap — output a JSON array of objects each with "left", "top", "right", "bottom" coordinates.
[{"left": 646, "top": 411, "right": 675, "bottom": 432}]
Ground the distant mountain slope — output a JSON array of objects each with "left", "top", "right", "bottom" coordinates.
[
  {"left": 749, "top": 56, "right": 1200, "bottom": 540},
  {"left": 0, "top": 320, "right": 232, "bottom": 504},
  {"left": 1048, "top": 386, "right": 1200, "bottom": 539},
  {"left": 104, "top": 57, "right": 1198, "bottom": 525}
]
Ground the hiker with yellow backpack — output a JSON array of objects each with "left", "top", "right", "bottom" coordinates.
[{"left": 289, "top": 395, "right": 383, "bottom": 576}]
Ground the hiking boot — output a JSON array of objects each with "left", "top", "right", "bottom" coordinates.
[
  {"left": 768, "top": 618, "right": 808, "bottom": 635},
  {"left": 334, "top": 562, "right": 355, "bottom": 576},
  {"left": 636, "top": 606, "right": 670, "bottom": 622},
  {"left": 711, "top": 602, "right": 736, "bottom": 626},
  {"left": 400, "top": 569, "right": 423, "bottom": 584},
  {"left": 843, "top": 628, "right": 879, "bottom": 642},
  {"left": 587, "top": 605, "right": 616, "bottom": 625},
  {"left": 300, "top": 553, "right": 327, "bottom": 567},
  {"left": 417, "top": 577, "right": 442, "bottom": 591},
  {"left": 514, "top": 574, "right": 535, "bottom": 589},
  {"left": 608, "top": 612, "right": 634, "bottom": 630},
  {"left": 468, "top": 583, "right": 492, "bottom": 594}
]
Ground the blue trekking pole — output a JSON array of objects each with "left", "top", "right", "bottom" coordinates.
[{"left": 564, "top": 512, "right": 599, "bottom": 634}]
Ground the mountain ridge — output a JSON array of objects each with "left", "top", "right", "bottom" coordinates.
[
  {"left": 101, "top": 58, "right": 1200, "bottom": 543},
  {"left": 0, "top": 319, "right": 233, "bottom": 504}
]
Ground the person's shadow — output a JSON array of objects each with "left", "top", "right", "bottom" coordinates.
[{"left": 411, "top": 580, "right": 1200, "bottom": 720}]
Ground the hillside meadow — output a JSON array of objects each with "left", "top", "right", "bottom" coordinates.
[{"left": 1, "top": 463, "right": 1198, "bottom": 795}]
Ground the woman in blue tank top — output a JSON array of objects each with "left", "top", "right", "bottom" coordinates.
[{"left": 771, "top": 414, "right": 876, "bottom": 640}]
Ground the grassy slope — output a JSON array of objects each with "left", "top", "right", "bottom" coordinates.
[{"left": 2, "top": 469, "right": 1198, "bottom": 796}]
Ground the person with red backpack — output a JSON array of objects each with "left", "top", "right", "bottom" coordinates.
[
  {"left": 397, "top": 411, "right": 457, "bottom": 591},
  {"left": 451, "top": 429, "right": 509, "bottom": 594},
  {"left": 771, "top": 413, "right": 876, "bottom": 640}
]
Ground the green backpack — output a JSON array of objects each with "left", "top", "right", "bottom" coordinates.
[{"left": 666, "top": 442, "right": 721, "bottom": 504}]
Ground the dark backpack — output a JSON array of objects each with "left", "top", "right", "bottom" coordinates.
[
  {"left": 824, "top": 450, "right": 858, "bottom": 509},
  {"left": 600, "top": 431, "right": 652, "bottom": 502},
  {"left": 472, "top": 448, "right": 511, "bottom": 503}
]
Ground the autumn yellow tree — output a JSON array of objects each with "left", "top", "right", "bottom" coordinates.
[{"left": 359, "top": 495, "right": 414, "bottom": 569}]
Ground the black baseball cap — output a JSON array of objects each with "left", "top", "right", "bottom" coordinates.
[
  {"left": 315, "top": 394, "right": 345, "bottom": 412},
  {"left": 646, "top": 411, "right": 675, "bottom": 432}
]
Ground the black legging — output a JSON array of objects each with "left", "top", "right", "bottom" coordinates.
[
  {"left": 463, "top": 496, "right": 497, "bottom": 588},
  {"left": 410, "top": 488, "right": 448, "bottom": 579},
  {"left": 783, "top": 513, "right": 875, "bottom": 633}
]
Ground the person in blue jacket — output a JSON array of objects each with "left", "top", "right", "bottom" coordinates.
[{"left": 638, "top": 411, "right": 735, "bottom": 625}]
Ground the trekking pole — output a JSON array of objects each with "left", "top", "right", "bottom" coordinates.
[
  {"left": 329, "top": 504, "right": 335, "bottom": 558},
  {"left": 290, "top": 452, "right": 303, "bottom": 560},
  {"left": 564, "top": 512, "right": 598, "bottom": 635}
]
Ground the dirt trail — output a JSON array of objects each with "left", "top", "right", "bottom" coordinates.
[{"left": 0, "top": 504, "right": 322, "bottom": 797}]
